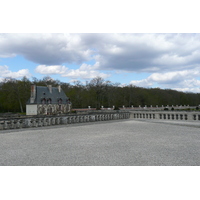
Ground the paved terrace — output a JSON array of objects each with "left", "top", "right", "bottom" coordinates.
[{"left": 0, "top": 119, "right": 200, "bottom": 166}]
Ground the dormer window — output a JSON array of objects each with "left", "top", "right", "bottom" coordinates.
[
  {"left": 67, "top": 98, "right": 71, "bottom": 104},
  {"left": 57, "top": 98, "right": 62, "bottom": 104},
  {"left": 41, "top": 98, "right": 46, "bottom": 104},
  {"left": 47, "top": 98, "right": 52, "bottom": 104}
]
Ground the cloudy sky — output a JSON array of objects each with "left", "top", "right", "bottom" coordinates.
[{"left": 1, "top": 33, "right": 200, "bottom": 92}]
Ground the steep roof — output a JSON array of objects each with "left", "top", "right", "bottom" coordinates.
[{"left": 27, "top": 86, "right": 70, "bottom": 104}]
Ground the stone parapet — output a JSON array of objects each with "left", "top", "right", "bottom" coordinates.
[
  {"left": 130, "top": 111, "right": 200, "bottom": 121},
  {"left": 0, "top": 112, "right": 130, "bottom": 131}
]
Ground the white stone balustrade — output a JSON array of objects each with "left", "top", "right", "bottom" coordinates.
[
  {"left": 0, "top": 112, "right": 130, "bottom": 131},
  {"left": 130, "top": 111, "right": 200, "bottom": 122}
]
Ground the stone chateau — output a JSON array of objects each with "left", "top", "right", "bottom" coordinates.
[{"left": 26, "top": 85, "right": 71, "bottom": 115}]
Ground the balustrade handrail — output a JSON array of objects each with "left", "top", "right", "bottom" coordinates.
[
  {"left": 130, "top": 111, "right": 200, "bottom": 121},
  {"left": 0, "top": 112, "right": 130, "bottom": 131}
]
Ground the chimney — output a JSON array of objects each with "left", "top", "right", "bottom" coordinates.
[
  {"left": 58, "top": 85, "right": 61, "bottom": 93},
  {"left": 30, "top": 85, "right": 36, "bottom": 103},
  {"left": 48, "top": 85, "right": 52, "bottom": 93}
]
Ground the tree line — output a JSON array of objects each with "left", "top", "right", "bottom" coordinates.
[{"left": 0, "top": 76, "right": 200, "bottom": 113}]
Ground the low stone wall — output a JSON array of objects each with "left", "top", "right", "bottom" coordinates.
[
  {"left": 130, "top": 111, "right": 200, "bottom": 121},
  {"left": 0, "top": 112, "right": 130, "bottom": 131}
]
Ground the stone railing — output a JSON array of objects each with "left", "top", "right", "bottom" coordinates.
[
  {"left": 130, "top": 111, "right": 200, "bottom": 121},
  {"left": 0, "top": 112, "right": 130, "bottom": 131}
]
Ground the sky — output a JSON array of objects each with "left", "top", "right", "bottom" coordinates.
[{"left": 1, "top": 33, "right": 200, "bottom": 93}]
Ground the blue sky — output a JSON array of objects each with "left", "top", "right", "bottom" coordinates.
[
  {"left": 1, "top": 33, "right": 200, "bottom": 92},
  {"left": 0, "top": 53, "right": 150, "bottom": 84}
]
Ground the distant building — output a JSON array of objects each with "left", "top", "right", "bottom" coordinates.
[{"left": 26, "top": 85, "right": 71, "bottom": 115}]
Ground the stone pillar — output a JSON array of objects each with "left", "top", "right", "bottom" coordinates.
[
  {"left": 104, "top": 114, "right": 107, "bottom": 120},
  {"left": 71, "top": 116, "right": 74, "bottom": 123},
  {"left": 73, "top": 116, "right": 76, "bottom": 123},
  {"left": 55, "top": 117, "right": 60, "bottom": 125},
  {"left": 187, "top": 113, "right": 193, "bottom": 120},
  {"left": 51, "top": 118, "right": 55, "bottom": 125},
  {"left": 89, "top": 115, "right": 95, "bottom": 122},
  {"left": 43, "top": 118, "right": 47, "bottom": 126},
  {"left": 4, "top": 121, "right": 8, "bottom": 129},
  {"left": 0, "top": 121, "right": 4, "bottom": 130},
  {"left": 111, "top": 114, "right": 113, "bottom": 119},
  {"left": 68, "top": 117, "right": 71, "bottom": 124},
  {"left": 16, "top": 120, "right": 21, "bottom": 128},
  {"left": 61, "top": 117, "right": 67, "bottom": 124},
  {"left": 24, "top": 119, "right": 31, "bottom": 128},
  {"left": 31, "top": 119, "right": 35, "bottom": 127},
  {"left": 38, "top": 118, "right": 43, "bottom": 127},
  {"left": 10, "top": 120, "right": 14, "bottom": 129},
  {"left": 48, "top": 118, "right": 51, "bottom": 126}
]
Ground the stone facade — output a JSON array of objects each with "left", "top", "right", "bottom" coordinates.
[
  {"left": 26, "top": 85, "right": 71, "bottom": 115},
  {"left": 36, "top": 103, "right": 71, "bottom": 115}
]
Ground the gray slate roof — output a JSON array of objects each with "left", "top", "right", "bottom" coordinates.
[{"left": 27, "top": 86, "right": 70, "bottom": 104}]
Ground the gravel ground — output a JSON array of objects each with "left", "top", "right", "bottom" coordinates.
[{"left": 0, "top": 119, "right": 200, "bottom": 166}]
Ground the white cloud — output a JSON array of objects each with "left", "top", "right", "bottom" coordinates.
[
  {"left": 129, "top": 79, "right": 154, "bottom": 88},
  {"left": 0, "top": 65, "right": 31, "bottom": 79},
  {"left": 2, "top": 33, "right": 200, "bottom": 73},
  {"left": 35, "top": 63, "right": 110, "bottom": 80},
  {"left": 0, "top": 33, "right": 93, "bottom": 65},
  {"left": 35, "top": 65, "right": 68, "bottom": 74},
  {"left": 130, "top": 69, "right": 200, "bottom": 92},
  {"left": 2, "top": 33, "right": 200, "bottom": 92}
]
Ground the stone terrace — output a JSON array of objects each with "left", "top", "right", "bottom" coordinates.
[{"left": 0, "top": 119, "right": 200, "bottom": 166}]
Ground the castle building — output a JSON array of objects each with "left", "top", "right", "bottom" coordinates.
[{"left": 26, "top": 85, "right": 71, "bottom": 115}]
